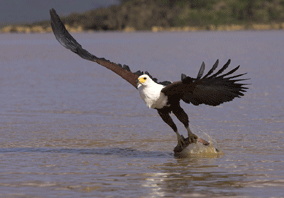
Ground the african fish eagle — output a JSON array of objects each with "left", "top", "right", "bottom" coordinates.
[{"left": 50, "top": 9, "right": 248, "bottom": 151}]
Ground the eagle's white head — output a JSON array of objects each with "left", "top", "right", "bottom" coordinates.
[
  {"left": 137, "top": 74, "right": 168, "bottom": 109},
  {"left": 136, "top": 74, "right": 155, "bottom": 88}
]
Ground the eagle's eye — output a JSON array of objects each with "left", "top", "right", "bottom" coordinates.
[{"left": 143, "top": 77, "right": 147, "bottom": 80}]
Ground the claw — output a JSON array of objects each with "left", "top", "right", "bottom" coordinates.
[
  {"left": 187, "top": 127, "right": 198, "bottom": 144},
  {"left": 188, "top": 133, "right": 198, "bottom": 144},
  {"left": 177, "top": 134, "right": 186, "bottom": 147},
  {"left": 174, "top": 129, "right": 199, "bottom": 153},
  {"left": 174, "top": 134, "right": 187, "bottom": 153}
]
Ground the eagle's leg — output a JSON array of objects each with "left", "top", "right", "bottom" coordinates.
[
  {"left": 172, "top": 105, "right": 198, "bottom": 144},
  {"left": 157, "top": 109, "right": 185, "bottom": 147},
  {"left": 186, "top": 127, "right": 198, "bottom": 143}
]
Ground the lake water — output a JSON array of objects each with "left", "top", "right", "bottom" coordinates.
[{"left": 0, "top": 31, "right": 283, "bottom": 197}]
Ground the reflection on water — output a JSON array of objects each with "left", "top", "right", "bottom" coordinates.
[
  {"left": 144, "top": 162, "right": 245, "bottom": 197},
  {"left": 1, "top": 31, "right": 284, "bottom": 197},
  {"left": 0, "top": 147, "right": 239, "bottom": 197}
]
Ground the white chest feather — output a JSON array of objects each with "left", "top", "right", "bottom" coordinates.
[{"left": 138, "top": 84, "right": 169, "bottom": 109}]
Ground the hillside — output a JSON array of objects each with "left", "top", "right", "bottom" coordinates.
[{"left": 2, "top": 0, "right": 284, "bottom": 33}]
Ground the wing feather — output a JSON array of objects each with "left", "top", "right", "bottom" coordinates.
[
  {"left": 162, "top": 60, "right": 249, "bottom": 106},
  {"left": 196, "top": 62, "right": 205, "bottom": 79},
  {"left": 202, "top": 59, "right": 219, "bottom": 79},
  {"left": 50, "top": 8, "right": 139, "bottom": 88},
  {"left": 218, "top": 65, "right": 240, "bottom": 78},
  {"left": 208, "top": 59, "right": 231, "bottom": 78}
]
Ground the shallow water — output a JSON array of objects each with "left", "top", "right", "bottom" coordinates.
[{"left": 0, "top": 31, "right": 284, "bottom": 197}]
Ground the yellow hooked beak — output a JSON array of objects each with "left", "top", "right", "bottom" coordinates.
[{"left": 137, "top": 77, "right": 147, "bottom": 84}]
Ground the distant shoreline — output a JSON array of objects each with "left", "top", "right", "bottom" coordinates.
[{"left": 1, "top": 23, "right": 284, "bottom": 33}]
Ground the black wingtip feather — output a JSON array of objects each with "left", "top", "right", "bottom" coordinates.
[
  {"left": 180, "top": 59, "right": 249, "bottom": 106},
  {"left": 227, "top": 73, "right": 247, "bottom": 79},
  {"left": 209, "top": 59, "right": 231, "bottom": 78},
  {"left": 50, "top": 9, "right": 81, "bottom": 52},
  {"left": 196, "top": 62, "right": 205, "bottom": 79},
  {"left": 202, "top": 59, "right": 219, "bottom": 79},
  {"left": 219, "top": 65, "right": 240, "bottom": 78},
  {"left": 122, "top": 65, "right": 131, "bottom": 72},
  {"left": 134, "top": 70, "right": 144, "bottom": 76}
]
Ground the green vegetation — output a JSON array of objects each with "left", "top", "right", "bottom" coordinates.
[
  {"left": 59, "top": 0, "right": 284, "bottom": 30},
  {"left": 2, "top": 0, "right": 284, "bottom": 33}
]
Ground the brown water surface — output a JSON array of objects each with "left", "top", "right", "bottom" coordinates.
[{"left": 0, "top": 31, "right": 283, "bottom": 197}]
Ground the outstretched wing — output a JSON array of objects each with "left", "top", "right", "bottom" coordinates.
[
  {"left": 50, "top": 8, "right": 142, "bottom": 88},
  {"left": 161, "top": 59, "right": 249, "bottom": 106}
]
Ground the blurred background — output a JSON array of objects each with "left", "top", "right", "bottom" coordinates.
[
  {"left": 1, "top": 0, "right": 284, "bottom": 197},
  {"left": 0, "top": 0, "right": 118, "bottom": 24},
  {"left": 1, "top": 0, "right": 284, "bottom": 32}
]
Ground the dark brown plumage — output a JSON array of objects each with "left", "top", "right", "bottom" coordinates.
[{"left": 162, "top": 59, "right": 248, "bottom": 106}]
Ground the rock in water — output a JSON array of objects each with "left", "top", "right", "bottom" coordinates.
[{"left": 173, "top": 135, "right": 216, "bottom": 153}]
